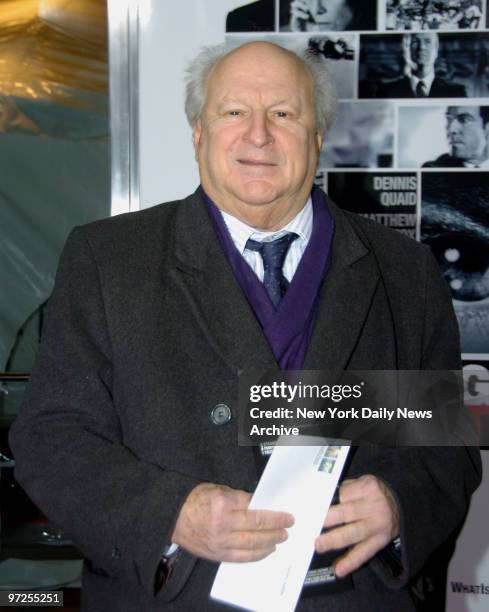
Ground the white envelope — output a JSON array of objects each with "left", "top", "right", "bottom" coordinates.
[{"left": 210, "top": 437, "right": 350, "bottom": 612}]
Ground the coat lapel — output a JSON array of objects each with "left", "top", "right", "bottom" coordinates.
[
  {"left": 168, "top": 190, "right": 277, "bottom": 373},
  {"left": 168, "top": 190, "right": 379, "bottom": 373},
  {"left": 303, "top": 201, "right": 380, "bottom": 371}
]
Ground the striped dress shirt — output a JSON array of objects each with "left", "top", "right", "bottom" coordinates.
[{"left": 219, "top": 197, "right": 313, "bottom": 282}]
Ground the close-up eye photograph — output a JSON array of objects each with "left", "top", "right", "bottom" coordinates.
[
  {"left": 421, "top": 171, "right": 489, "bottom": 354},
  {"left": 0, "top": 1, "right": 488, "bottom": 611}
]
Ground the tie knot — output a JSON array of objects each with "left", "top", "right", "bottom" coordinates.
[
  {"left": 245, "top": 232, "right": 299, "bottom": 309},
  {"left": 246, "top": 233, "right": 298, "bottom": 271},
  {"left": 416, "top": 80, "right": 427, "bottom": 97}
]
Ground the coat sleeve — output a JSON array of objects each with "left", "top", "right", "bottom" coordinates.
[
  {"left": 9, "top": 226, "right": 201, "bottom": 602},
  {"left": 363, "top": 247, "right": 482, "bottom": 589}
]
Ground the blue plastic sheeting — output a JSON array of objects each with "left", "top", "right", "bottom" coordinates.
[{"left": 0, "top": 96, "right": 109, "bottom": 371}]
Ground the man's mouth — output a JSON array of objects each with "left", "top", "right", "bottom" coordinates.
[{"left": 237, "top": 159, "right": 277, "bottom": 166}]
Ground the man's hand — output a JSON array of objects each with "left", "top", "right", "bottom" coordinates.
[
  {"left": 172, "top": 483, "right": 294, "bottom": 563},
  {"left": 290, "top": 0, "right": 310, "bottom": 31},
  {"left": 315, "top": 475, "right": 400, "bottom": 578}
]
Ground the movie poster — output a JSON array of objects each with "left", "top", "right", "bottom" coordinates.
[
  {"left": 223, "top": 0, "right": 489, "bottom": 358},
  {"left": 421, "top": 172, "right": 489, "bottom": 354},
  {"left": 224, "top": 8, "right": 489, "bottom": 605},
  {"left": 327, "top": 171, "right": 417, "bottom": 238}
]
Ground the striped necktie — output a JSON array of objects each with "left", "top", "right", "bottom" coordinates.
[
  {"left": 416, "top": 80, "right": 428, "bottom": 97},
  {"left": 245, "top": 233, "right": 298, "bottom": 309}
]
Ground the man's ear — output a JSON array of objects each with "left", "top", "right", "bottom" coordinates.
[
  {"left": 484, "top": 121, "right": 489, "bottom": 157},
  {"left": 316, "top": 131, "right": 324, "bottom": 154},
  {"left": 192, "top": 118, "right": 202, "bottom": 161}
]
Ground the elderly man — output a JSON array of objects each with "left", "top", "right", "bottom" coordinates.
[
  {"left": 10, "top": 41, "right": 480, "bottom": 611},
  {"left": 423, "top": 105, "right": 489, "bottom": 167},
  {"left": 376, "top": 32, "right": 467, "bottom": 97}
]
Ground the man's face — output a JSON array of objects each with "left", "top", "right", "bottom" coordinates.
[
  {"left": 446, "top": 106, "right": 488, "bottom": 162},
  {"left": 193, "top": 43, "right": 322, "bottom": 228},
  {"left": 305, "top": 0, "right": 352, "bottom": 30},
  {"left": 409, "top": 33, "right": 438, "bottom": 70}
]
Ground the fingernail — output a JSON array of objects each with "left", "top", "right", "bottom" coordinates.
[{"left": 315, "top": 539, "right": 326, "bottom": 553}]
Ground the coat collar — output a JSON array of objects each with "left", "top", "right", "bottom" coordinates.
[
  {"left": 170, "top": 187, "right": 277, "bottom": 372},
  {"left": 170, "top": 187, "right": 379, "bottom": 372},
  {"left": 302, "top": 198, "right": 380, "bottom": 370}
]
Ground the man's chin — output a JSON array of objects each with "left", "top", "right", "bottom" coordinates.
[
  {"left": 450, "top": 146, "right": 466, "bottom": 159},
  {"left": 232, "top": 184, "right": 281, "bottom": 207}
]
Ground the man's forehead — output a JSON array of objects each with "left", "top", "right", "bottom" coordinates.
[
  {"left": 211, "top": 78, "right": 305, "bottom": 104},
  {"left": 217, "top": 89, "right": 302, "bottom": 105},
  {"left": 446, "top": 106, "right": 480, "bottom": 117},
  {"left": 206, "top": 44, "right": 313, "bottom": 101},
  {"left": 411, "top": 34, "right": 437, "bottom": 43},
  {"left": 210, "top": 42, "right": 308, "bottom": 83}
]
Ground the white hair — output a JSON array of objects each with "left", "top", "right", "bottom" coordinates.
[{"left": 184, "top": 42, "right": 338, "bottom": 135}]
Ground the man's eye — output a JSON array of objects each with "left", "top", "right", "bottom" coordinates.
[
  {"left": 275, "top": 111, "right": 288, "bottom": 118},
  {"left": 228, "top": 110, "right": 241, "bottom": 116},
  {"left": 424, "top": 232, "right": 489, "bottom": 302}
]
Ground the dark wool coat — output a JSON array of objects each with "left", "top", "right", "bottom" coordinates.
[{"left": 10, "top": 189, "right": 481, "bottom": 611}]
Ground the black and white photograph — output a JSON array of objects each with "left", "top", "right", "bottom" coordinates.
[
  {"left": 328, "top": 171, "right": 418, "bottom": 238},
  {"left": 421, "top": 172, "right": 489, "bottom": 354},
  {"left": 359, "top": 32, "right": 489, "bottom": 98},
  {"left": 314, "top": 168, "right": 328, "bottom": 191},
  {"left": 226, "top": 34, "right": 357, "bottom": 99},
  {"left": 319, "top": 101, "right": 394, "bottom": 168},
  {"left": 383, "top": 0, "right": 485, "bottom": 31},
  {"left": 226, "top": 0, "right": 276, "bottom": 32},
  {"left": 279, "top": 0, "right": 377, "bottom": 32},
  {"left": 318, "top": 457, "right": 335, "bottom": 473},
  {"left": 398, "top": 104, "right": 489, "bottom": 167}
]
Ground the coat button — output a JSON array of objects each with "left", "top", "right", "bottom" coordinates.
[
  {"left": 111, "top": 546, "right": 121, "bottom": 559},
  {"left": 210, "top": 404, "right": 231, "bottom": 425}
]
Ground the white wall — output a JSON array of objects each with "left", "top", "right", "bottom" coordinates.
[{"left": 138, "top": 0, "right": 243, "bottom": 207}]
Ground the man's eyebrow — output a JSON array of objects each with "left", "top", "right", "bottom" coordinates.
[
  {"left": 269, "top": 98, "right": 300, "bottom": 106},
  {"left": 218, "top": 96, "right": 300, "bottom": 106},
  {"left": 218, "top": 96, "right": 247, "bottom": 104},
  {"left": 446, "top": 112, "right": 476, "bottom": 120}
]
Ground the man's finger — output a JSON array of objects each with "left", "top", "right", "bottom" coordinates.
[
  {"left": 291, "top": 9, "right": 310, "bottom": 20},
  {"left": 315, "top": 520, "right": 368, "bottom": 553},
  {"left": 324, "top": 500, "right": 367, "bottom": 529},
  {"left": 333, "top": 537, "right": 382, "bottom": 578},
  {"left": 338, "top": 478, "right": 368, "bottom": 503},
  {"left": 226, "top": 528, "right": 289, "bottom": 551},
  {"left": 233, "top": 509, "right": 295, "bottom": 532},
  {"left": 224, "top": 546, "right": 277, "bottom": 564}
]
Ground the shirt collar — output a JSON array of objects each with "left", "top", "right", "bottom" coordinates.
[
  {"left": 409, "top": 70, "right": 435, "bottom": 93},
  {"left": 219, "top": 197, "right": 313, "bottom": 255},
  {"left": 464, "top": 158, "right": 489, "bottom": 169}
]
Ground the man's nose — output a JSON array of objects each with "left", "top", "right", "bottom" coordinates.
[
  {"left": 243, "top": 112, "right": 274, "bottom": 147},
  {"left": 448, "top": 119, "right": 462, "bottom": 134}
]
